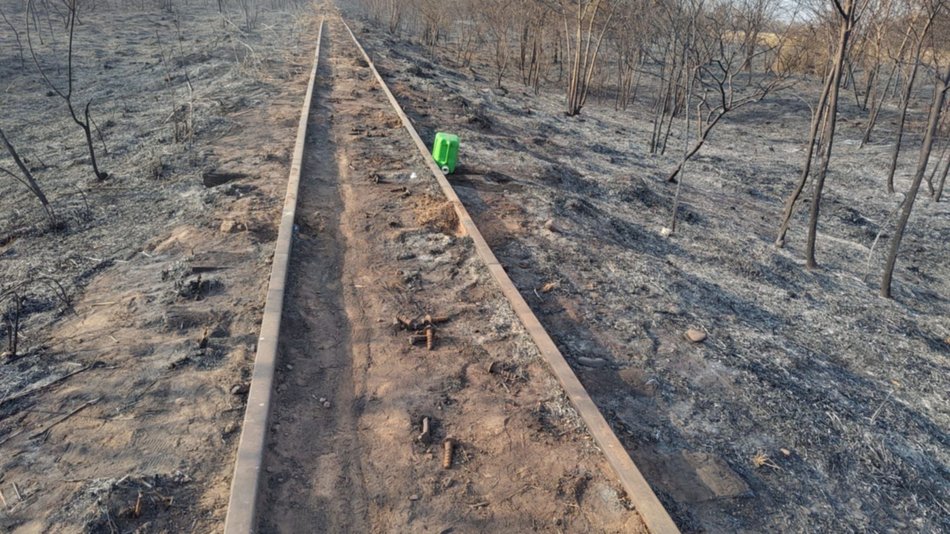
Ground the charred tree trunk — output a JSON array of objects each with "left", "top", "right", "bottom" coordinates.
[
  {"left": 26, "top": 0, "right": 107, "bottom": 181},
  {"left": 884, "top": 13, "right": 935, "bottom": 193},
  {"left": 804, "top": 3, "right": 855, "bottom": 269},
  {"left": 881, "top": 62, "right": 950, "bottom": 297},
  {"left": 861, "top": 23, "right": 914, "bottom": 146},
  {"left": 936, "top": 153, "right": 950, "bottom": 201},
  {"left": 0, "top": 126, "right": 56, "bottom": 225},
  {"left": 776, "top": 66, "right": 835, "bottom": 247},
  {"left": 885, "top": 57, "right": 923, "bottom": 193}
]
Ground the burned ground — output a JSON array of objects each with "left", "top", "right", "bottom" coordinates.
[
  {"left": 1, "top": 2, "right": 318, "bottom": 531},
  {"left": 2, "top": 2, "right": 650, "bottom": 532},
  {"left": 342, "top": 12, "right": 950, "bottom": 533},
  {"left": 2, "top": 0, "right": 948, "bottom": 532}
]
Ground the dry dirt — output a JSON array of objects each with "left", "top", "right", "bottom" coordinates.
[
  {"left": 4, "top": 0, "right": 948, "bottom": 531},
  {"left": 1, "top": 2, "right": 320, "bottom": 532},
  {"left": 257, "top": 13, "right": 646, "bottom": 533},
  {"left": 2, "top": 1, "right": 656, "bottom": 532},
  {"left": 341, "top": 8, "right": 950, "bottom": 534}
]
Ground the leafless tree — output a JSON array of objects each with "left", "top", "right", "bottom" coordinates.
[
  {"left": 237, "top": 0, "right": 259, "bottom": 30},
  {"left": 860, "top": 9, "right": 914, "bottom": 146},
  {"left": 416, "top": 0, "right": 449, "bottom": 47},
  {"left": 480, "top": 0, "right": 517, "bottom": 88},
  {"left": 26, "top": 0, "right": 108, "bottom": 181},
  {"left": 518, "top": 0, "right": 551, "bottom": 94},
  {"left": 648, "top": 1, "right": 692, "bottom": 155},
  {"left": 881, "top": 0, "right": 950, "bottom": 297},
  {"left": 737, "top": 0, "right": 775, "bottom": 72},
  {"left": 799, "top": 0, "right": 865, "bottom": 269},
  {"left": 778, "top": 0, "right": 868, "bottom": 268},
  {"left": 667, "top": 0, "right": 795, "bottom": 184},
  {"left": 883, "top": 2, "right": 938, "bottom": 193},
  {"left": 387, "top": 0, "right": 402, "bottom": 34},
  {"left": 0, "top": 5, "right": 26, "bottom": 67},
  {"left": 561, "top": 0, "right": 615, "bottom": 116},
  {"left": 934, "top": 127, "right": 950, "bottom": 200}
]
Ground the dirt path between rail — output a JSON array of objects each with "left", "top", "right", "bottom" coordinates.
[{"left": 257, "top": 15, "right": 647, "bottom": 533}]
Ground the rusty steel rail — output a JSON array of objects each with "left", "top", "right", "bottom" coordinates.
[
  {"left": 223, "top": 17, "right": 324, "bottom": 534},
  {"left": 340, "top": 16, "right": 680, "bottom": 534}
]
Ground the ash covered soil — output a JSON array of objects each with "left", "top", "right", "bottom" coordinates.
[
  {"left": 1, "top": 2, "right": 320, "bottom": 531},
  {"left": 342, "top": 13, "right": 950, "bottom": 534}
]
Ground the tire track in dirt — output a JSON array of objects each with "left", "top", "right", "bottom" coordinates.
[{"left": 253, "top": 14, "right": 648, "bottom": 534}]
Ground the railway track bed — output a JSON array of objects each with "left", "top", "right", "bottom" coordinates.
[{"left": 226, "top": 12, "right": 671, "bottom": 533}]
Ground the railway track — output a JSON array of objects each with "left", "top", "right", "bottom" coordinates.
[{"left": 224, "top": 10, "right": 678, "bottom": 534}]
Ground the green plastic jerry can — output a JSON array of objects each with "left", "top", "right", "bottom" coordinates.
[{"left": 431, "top": 132, "right": 459, "bottom": 174}]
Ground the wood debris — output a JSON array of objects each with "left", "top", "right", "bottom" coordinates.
[
  {"left": 417, "top": 416, "right": 431, "bottom": 445},
  {"left": 29, "top": 397, "right": 100, "bottom": 440},
  {"left": 132, "top": 491, "right": 143, "bottom": 518}
]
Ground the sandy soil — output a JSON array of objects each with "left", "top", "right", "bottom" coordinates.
[
  {"left": 257, "top": 13, "right": 646, "bottom": 533},
  {"left": 1, "top": 2, "right": 319, "bottom": 531},
  {"left": 341, "top": 10, "right": 950, "bottom": 534}
]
